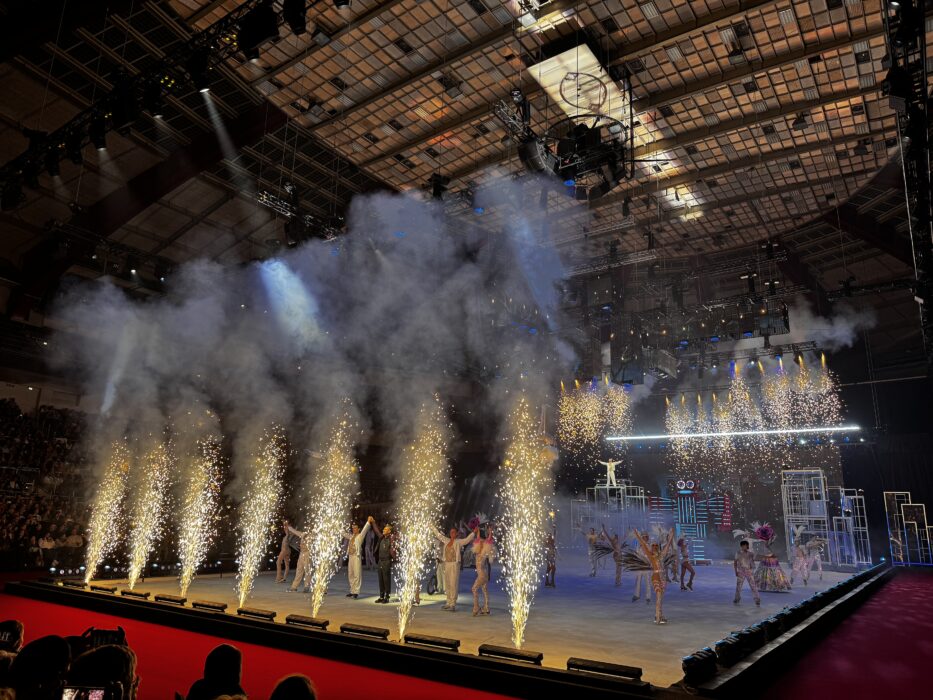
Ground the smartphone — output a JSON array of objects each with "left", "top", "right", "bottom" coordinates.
[
  {"left": 84, "top": 626, "right": 127, "bottom": 648},
  {"left": 62, "top": 687, "right": 106, "bottom": 700}
]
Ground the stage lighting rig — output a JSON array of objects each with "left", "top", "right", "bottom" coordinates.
[{"left": 256, "top": 184, "right": 345, "bottom": 244}]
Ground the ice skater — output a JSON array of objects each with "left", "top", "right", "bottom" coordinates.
[
  {"left": 601, "top": 524, "right": 624, "bottom": 587},
  {"left": 632, "top": 528, "right": 674, "bottom": 624},
  {"left": 472, "top": 525, "right": 496, "bottom": 616},
  {"left": 734, "top": 540, "right": 761, "bottom": 606},
  {"left": 597, "top": 458, "right": 623, "bottom": 488},
  {"left": 286, "top": 523, "right": 313, "bottom": 593},
  {"left": 433, "top": 524, "right": 476, "bottom": 611},
  {"left": 678, "top": 538, "right": 695, "bottom": 590},
  {"left": 790, "top": 527, "right": 809, "bottom": 586},
  {"left": 805, "top": 538, "right": 825, "bottom": 581},
  {"left": 275, "top": 520, "right": 292, "bottom": 583},
  {"left": 583, "top": 527, "right": 602, "bottom": 576},
  {"left": 344, "top": 516, "right": 373, "bottom": 598}
]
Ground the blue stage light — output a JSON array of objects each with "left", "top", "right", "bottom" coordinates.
[
  {"left": 393, "top": 230, "right": 406, "bottom": 238},
  {"left": 473, "top": 206, "right": 485, "bottom": 215},
  {"left": 743, "top": 331, "right": 754, "bottom": 338},
  {"left": 564, "top": 178, "right": 575, "bottom": 187},
  {"left": 710, "top": 335, "right": 720, "bottom": 342}
]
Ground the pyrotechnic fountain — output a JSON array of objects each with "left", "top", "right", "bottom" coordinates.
[
  {"left": 499, "top": 394, "right": 554, "bottom": 648},
  {"left": 126, "top": 437, "right": 175, "bottom": 589},
  {"left": 395, "top": 396, "right": 451, "bottom": 640},
  {"left": 177, "top": 426, "right": 222, "bottom": 597},
  {"left": 306, "top": 409, "right": 360, "bottom": 617},
  {"left": 84, "top": 439, "right": 131, "bottom": 583},
  {"left": 235, "top": 425, "right": 286, "bottom": 608}
]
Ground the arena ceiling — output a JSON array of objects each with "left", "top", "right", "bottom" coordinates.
[{"left": 0, "top": 0, "right": 927, "bottom": 361}]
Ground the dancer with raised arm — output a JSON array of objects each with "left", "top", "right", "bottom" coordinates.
[
  {"left": 631, "top": 528, "right": 674, "bottom": 624},
  {"left": 601, "top": 524, "right": 624, "bottom": 587},
  {"left": 433, "top": 524, "right": 476, "bottom": 611},
  {"left": 344, "top": 516, "right": 372, "bottom": 598},
  {"left": 544, "top": 527, "right": 557, "bottom": 587},
  {"left": 597, "top": 458, "right": 623, "bottom": 488}
]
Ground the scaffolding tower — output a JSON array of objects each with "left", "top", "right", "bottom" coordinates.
[
  {"left": 571, "top": 479, "right": 647, "bottom": 541},
  {"left": 827, "top": 487, "right": 872, "bottom": 567},
  {"left": 781, "top": 469, "right": 832, "bottom": 563},
  {"left": 884, "top": 491, "right": 933, "bottom": 566}
]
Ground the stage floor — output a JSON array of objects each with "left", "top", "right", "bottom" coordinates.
[{"left": 97, "top": 552, "right": 852, "bottom": 688}]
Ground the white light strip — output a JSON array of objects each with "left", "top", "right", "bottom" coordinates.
[{"left": 606, "top": 425, "right": 861, "bottom": 442}]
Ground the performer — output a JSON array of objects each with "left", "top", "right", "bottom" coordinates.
[
  {"left": 805, "top": 538, "right": 825, "bottom": 582},
  {"left": 790, "top": 528, "right": 810, "bottom": 586},
  {"left": 597, "top": 458, "right": 623, "bottom": 488},
  {"left": 275, "top": 520, "right": 292, "bottom": 583},
  {"left": 372, "top": 520, "right": 395, "bottom": 603},
  {"left": 433, "top": 524, "right": 476, "bottom": 611},
  {"left": 544, "top": 528, "right": 556, "bottom": 587},
  {"left": 344, "top": 516, "right": 373, "bottom": 598},
  {"left": 632, "top": 528, "right": 673, "bottom": 624},
  {"left": 734, "top": 540, "right": 760, "bottom": 606},
  {"left": 286, "top": 523, "right": 312, "bottom": 593},
  {"left": 601, "top": 524, "right": 624, "bottom": 587},
  {"left": 734, "top": 521, "right": 791, "bottom": 593},
  {"left": 363, "top": 522, "right": 376, "bottom": 570},
  {"left": 678, "top": 538, "right": 695, "bottom": 591},
  {"left": 583, "top": 527, "right": 600, "bottom": 576},
  {"left": 471, "top": 525, "right": 496, "bottom": 616}
]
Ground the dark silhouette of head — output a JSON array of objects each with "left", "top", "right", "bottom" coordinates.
[
  {"left": 68, "top": 644, "right": 139, "bottom": 700},
  {"left": 10, "top": 634, "right": 71, "bottom": 700},
  {"left": 269, "top": 674, "right": 317, "bottom": 700}
]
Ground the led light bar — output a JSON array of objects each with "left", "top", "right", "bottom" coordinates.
[{"left": 607, "top": 425, "right": 861, "bottom": 442}]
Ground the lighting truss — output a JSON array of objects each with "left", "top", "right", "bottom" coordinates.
[
  {"left": 569, "top": 249, "right": 657, "bottom": 276},
  {"left": 607, "top": 425, "right": 862, "bottom": 442}
]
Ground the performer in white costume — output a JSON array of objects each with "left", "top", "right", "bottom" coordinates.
[
  {"left": 344, "top": 516, "right": 373, "bottom": 598},
  {"left": 433, "top": 525, "right": 476, "bottom": 611},
  {"left": 287, "top": 524, "right": 313, "bottom": 593},
  {"left": 597, "top": 458, "right": 623, "bottom": 488},
  {"left": 275, "top": 520, "right": 292, "bottom": 583}
]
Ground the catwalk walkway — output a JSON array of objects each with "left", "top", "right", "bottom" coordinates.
[{"left": 763, "top": 568, "right": 933, "bottom": 699}]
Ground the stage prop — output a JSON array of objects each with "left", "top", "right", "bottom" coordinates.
[{"left": 883, "top": 491, "right": 933, "bottom": 565}]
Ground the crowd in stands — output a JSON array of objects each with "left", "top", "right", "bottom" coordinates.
[
  {"left": 0, "top": 400, "right": 90, "bottom": 572},
  {"left": 0, "top": 619, "right": 317, "bottom": 699}
]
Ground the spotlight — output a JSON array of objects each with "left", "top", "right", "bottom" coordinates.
[
  {"left": 285, "top": 614, "right": 329, "bottom": 630},
  {"left": 126, "top": 257, "right": 139, "bottom": 276},
  {"left": 339, "top": 623, "right": 389, "bottom": 640},
  {"left": 334, "top": 0, "right": 351, "bottom": 7},
  {"left": 187, "top": 48, "right": 212, "bottom": 92},
  {"left": 622, "top": 196, "right": 632, "bottom": 217},
  {"left": 89, "top": 115, "right": 107, "bottom": 150},
  {"left": 143, "top": 81, "right": 164, "bottom": 118},
  {"left": 478, "top": 644, "right": 543, "bottom": 665},
  {"left": 404, "top": 633, "right": 460, "bottom": 652},
  {"left": 154, "top": 594, "right": 187, "bottom": 606},
  {"left": 282, "top": 0, "right": 307, "bottom": 34},
  {"left": 427, "top": 172, "right": 449, "bottom": 200},
  {"left": 120, "top": 589, "right": 150, "bottom": 600},
  {"left": 567, "top": 657, "right": 642, "bottom": 680},
  {"left": 237, "top": 607, "right": 276, "bottom": 621},
  {"left": 238, "top": 1, "right": 279, "bottom": 62},
  {"left": 192, "top": 600, "right": 228, "bottom": 612},
  {"left": 791, "top": 113, "right": 807, "bottom": 130},
  {"left": 563, "top": 178, "right": 576, "bottom": 187}
]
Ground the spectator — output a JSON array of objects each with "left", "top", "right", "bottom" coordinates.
[
  {"left": 270, "top": 675, "right": 317, "bottom": 700},
  {"left": 186, "top": 644, "right": 246, "bottom": 700},
  {"left": 68, "top": 644, "right": 139, "bottom": 700},
  {"left": 0, "top": 620, "right": 24, "bottom": 653},
  {"left": 8, "top": 634, "right": 71, "bottom": 700}
]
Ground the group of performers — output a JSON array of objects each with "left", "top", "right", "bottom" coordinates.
[{"left": 272, "top": 516, "right": 499, "bottom": 616}]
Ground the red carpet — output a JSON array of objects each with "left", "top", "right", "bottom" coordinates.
[
  {"left": 763, "top": 569, "right": 933, "bottom": 699},
  {"left": 0, "top": 590, "right": 517, "bottom": 700}
]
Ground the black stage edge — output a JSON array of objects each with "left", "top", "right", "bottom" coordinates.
[
  {"left": 687, "top": 563, "right": 894, "bottom": 697},
  {"left": 3, "top": 580, "right": 668, "bottom": 699}
]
